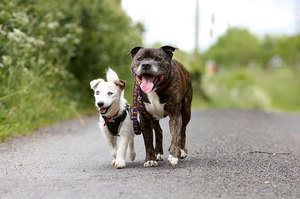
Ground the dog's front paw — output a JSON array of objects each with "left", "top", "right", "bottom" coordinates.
[
  {"left": 112, "top": 159, "right": 116, "bottom": 166},
  {"left": 111, "top": 150, "right": 117, "bottom": 159},
  {"left": 144, "top": 160, "right": 158, "bottom": 167},
  {"left": 114, "top": 160, "right": 126, "bottom": 169},
  {"left": 168, "top": 155, "right": 179, "bottom": 166},
  {"left": 156, "top": 154, "right": 164, "bottom": 161},
  {"left": 180, "top": 149, "right": 187, "bottom": 159},
  {"left": 129, "top": 151, "right": 136, "bottom": 161}
]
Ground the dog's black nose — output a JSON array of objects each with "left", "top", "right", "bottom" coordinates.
[
  {"left": 142, "top": 63, "right": 151, "bottom": 70},
  {"left": 97, "top": 102, "right": 104, "bottom": 107}
]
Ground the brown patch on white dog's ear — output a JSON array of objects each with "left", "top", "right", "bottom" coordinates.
[
  {"left": 127, "top": 46, "right": 143, "bottom": 58},
  {"left": 90, "top": 78, "right": 104, "bottom": 90},
  {"left": 114, "top": 80, "right": 126, "bottom": 90},
  {"left": 161, "top": 45, "right": 178, "bottom": 59}
]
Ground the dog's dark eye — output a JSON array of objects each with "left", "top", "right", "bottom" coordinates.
[
  {"left": 137, "top": 57, "right": 142, "bottom": 61},
  {"left": 107, "top": 92, "right": 113, "bottom": 96},
  {"left": 95, "top": 91, "right": 100, "bottom": 95},
  {"left": 155, "top": 57, "right": 162, "bottom": 61}
]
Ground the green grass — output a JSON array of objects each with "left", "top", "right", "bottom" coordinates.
[
  {"left": 193, "top": 67, "right": 300, "bottom": 112},
  {"left": 253, "top": 68, "right": 300, "bottom": 112},
  {"left": 0, "top": 93, "right": 91, "bottom": 142}
]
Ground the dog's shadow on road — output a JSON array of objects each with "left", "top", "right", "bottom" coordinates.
[{"left": 113, "top": 156, "right": 204, "bottom": 171}]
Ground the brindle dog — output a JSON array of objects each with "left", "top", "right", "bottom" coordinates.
[{"left": 128, "top": 46, "right": 193, "bottom": 167}]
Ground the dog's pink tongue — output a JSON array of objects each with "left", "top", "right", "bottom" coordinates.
[{"left": 141, "top": 76, "right": 155, "bottom": 93}]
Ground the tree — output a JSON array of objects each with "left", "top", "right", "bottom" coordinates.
[
  {"left": 203, "top": 28, "right": 261, "bottom": 68},
  {"left": 273, "top": 34, "right": 300, "bottom": 68},
  {"left": 67, "top": 0, "right": 143, "bottom": 83},
  {"left": 259, "top": 35, "right": 276, "bottom": 68}
]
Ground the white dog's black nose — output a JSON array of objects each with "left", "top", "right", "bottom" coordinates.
[{"left": 97, "top": 102, "right": 104, "bottom": 107}]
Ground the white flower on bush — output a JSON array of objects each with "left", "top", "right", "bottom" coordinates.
[
  {"left": 0, "top": 30, "right": 6, "bottom": 36},
  {"left": 35, "top": 39, "right": 45, "bottom": 46},
  {"left": 23, "top": 67, "right": 29, "bottom": 72},
  {"left": 27, "top": 37, "right": 35, "bottom": 43},
  {"left": 24, "top": 43, "right": 32, "bottom": 48},
  {"left": 63, "top": 33, "right": 80, "bottom": 44},
  {"left": 48, "top": 22, "right": 59, "bottom": 29},
  {"left": 53, "top": 37, "right": 67, "bottom": 43},
  {"left": 12, "top": 28, "right": 23, "bottom": 35},
  {"left": 65, "top": 33, "right": 81, "bottom": 44},
  {"left": 7, "top": 28, "right": 45, "bottom": 46},
  {"left": 27, "top": 36, "right": 45, "bottom": 46},
  {"left": 64, "top": 23, "right": 82, "bottom": 33},
  {"left": 0, "top": 63, "right": 4, "bottom": 68},
  {"left": 64, "top": 23, "right": 77, "bottom": 29},
  {"left": 65, "top": 33, "right": 73, "bottom": 39},
  {"left": 0, "top": 25, "right": 6, "bottom": 35},
  {"left": 74, "top": 38, "right": 80, "bottom": 44},
  {"left": 38, "top": 58, "right": 46, "bottom": 65},
  {"left": 39, "top": 22, "right": 46, "bottom": 28},
  {"left": 13, "top": 12, "right": 29, "bottom": 25},
  {"left": 2, "top": 55, "right": 12, "bottom": 65},
  {"left": 7, "top": 28, "right": 27, "bottom": 42}
]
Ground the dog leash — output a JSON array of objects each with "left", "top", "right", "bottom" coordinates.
[
  {"left": 132, "top": 79, "right": 171, "bottom": 135},
  {"left": 133, "top": 81, "right": 155, "bottom": 135},
  {"left": 132, "top": 82, "right": 142, "bottom": 135}
]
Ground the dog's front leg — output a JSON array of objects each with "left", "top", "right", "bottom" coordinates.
[
  {"left": 102, "top": 131, "right": 117, "bottom": 162},
  {"left": 128, "top": 135, "right": 136, "bottom": 161},
  {"left": 168, "top": 113, "right": 183, "bottom": 166},
  {"left": 140, "top": 117, "right": 158, "bottom": 167},
  {"left": 153, "top": 120, "right": 164, "bottom": 161},
  {"left": 114, "top": 134, "right": 129, "bottom": 169}
]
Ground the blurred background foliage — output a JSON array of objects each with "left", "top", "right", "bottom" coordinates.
[
  {"left": 187, "top": 28, "right": 300, "bottom": 112},
  {"left": 0, "top": 0, "right": 299, "bottom": 141},
  {"left": 0, "top": 0, "right": 142, "bottom": 140}
]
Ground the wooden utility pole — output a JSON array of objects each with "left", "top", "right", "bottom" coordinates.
[{"left": 195, "top": 0, "right": 199, "bottom": 55}]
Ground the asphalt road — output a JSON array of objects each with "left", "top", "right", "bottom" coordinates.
[{"left": 1, "top": 109, "right": 300, "bottom": 199}]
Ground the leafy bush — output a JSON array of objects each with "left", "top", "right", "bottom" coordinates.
[
  {"left": 202, "top": 69, "right": 272, "bottom": 109},
  {"left": 0, "top": 0, "right": 142, "bottom": 141}
]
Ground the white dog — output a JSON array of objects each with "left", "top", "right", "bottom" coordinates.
[{"left": 90, "top": 68, "right": 136, "bottom": 169}]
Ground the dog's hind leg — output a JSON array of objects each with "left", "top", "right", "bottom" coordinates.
[
  {"left": 128, "top": 135, "right": 136, "bottom": 161},
  {"left": 153, "top": 120, "right": 164, "bottom": 161},
  {"left": 168, "top": 112, "right": 182, "bottom": 166},
  {"left": 180, "top": 88, "right": 192, "bottom": 159}
]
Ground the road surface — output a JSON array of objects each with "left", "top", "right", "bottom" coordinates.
[{"left": 1, "top": 110, "right": 300, "bottom": 198}]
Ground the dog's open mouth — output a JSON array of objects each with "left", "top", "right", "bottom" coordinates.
[
  {"left": 136, "top": 74, "right": 164, "bottom": 93},
  {"left": 99, "top": 105, "right": 111, "bottom": 114}
]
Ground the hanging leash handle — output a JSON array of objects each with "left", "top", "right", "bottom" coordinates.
[
  {"left": 132, "top": 82, "right": 142, "bottom": 135},
  {"left": 132, "top": 81, "right": 156, "bottom": 135}
]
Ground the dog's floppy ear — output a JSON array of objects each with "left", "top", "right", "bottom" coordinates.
[
  {"left": 161, "top": 45, "right": 178, "bottom": 59},
  {"left": 90, "top": 78, "right": 104, "bottom": 90},
  {"left": 114, "top": 80, "right": 126, "bottom": 90},
  {"left": 127, "top": 46, "right": 143, "bottom": 58}
]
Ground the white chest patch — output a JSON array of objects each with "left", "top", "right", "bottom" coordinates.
[{"left": 144, "top": 91, "right": 165, "bottom": 120}]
